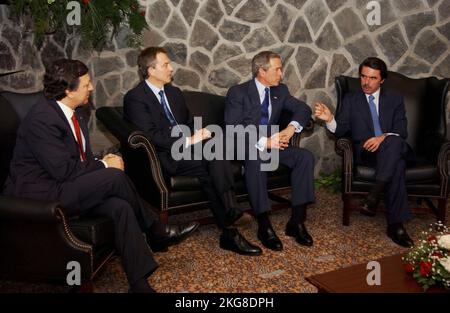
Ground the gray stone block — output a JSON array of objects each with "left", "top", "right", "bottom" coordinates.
[
  {"left": 325, "top": 0, "right": 347, "bottom": 12},
  {"left": 433, "top": 54, "right": 450, "bottom": 78},
  {"left": 190, "top": 51, "right": 211, "bottom": 74},
  {"left": 392, "top": 0, "right": 424, "bottom": 13},
  {"left": 190, "top": 20, "right": 219, "bottom": 50},
  {"left": 174, "top": 68, "right": 200, "bottom": 89},
  {"left": 305, "top": 59, "right": 327, "bottom": 89},
  {"left": 273, "top": 45, "right": 295, "bottom": 63},
  {"left": 268, "top": 4, "right": 294, "bottom": 42},
  {"left": 283, "top": 62, "right": 301, "bottom": 95},
  {"left": 288, "top": 17, "right": 313, "bottom": 44},
  {"left": 94, "top": 82, "right": 108, "bottom": 107},
  {"left": 142, "top": 27, "right": 165, "bottom": 47},
  {"left": 334, "top": 8, "right": 365, "bottom": 39},
  {"left": 208, "top": 68, "right": 241, "bottom": 88},
  {"left": 438, "top": 1, "right": 450, "bottom": 21},
  {"left": 164, "top": 42, "right": 188, "bottom": 66},
  {"left": 414, "top": 30, "right": 447, "bottom": 64},
  {"left": 219, "top": 19, "right": 251, "bottom": 42},
  {"left": 376, "top": 24, "right": 408, "bottom": 64},
  {"left": 402, "top": 11, "right": 436, "bottom": 43},
  {"left": 199, "top": 0, "right": 223, "bottom": 27},
  {"left": 356, "top": 0, "right": 397, "bottom": 32},
  {"left": 122, "top": 71, "right": 139, "bottom": 90},
  {"left": 304, "top": 0, "right": 329, "bottom": 35},
  {"left": 9, "top": 72, "right": 35, "bottom": 90},
  {"left": 295, "top": 46, "right": 318, "bottom": 77},
  {"left": 315, "top": 22, "right": 341, "bottom": 51},
  {"left": 329, "top": 54, "right": 350, "bottom": 86},
  {"left": 283, "top": 0, "right": 307, "bottom": 10},
  {"left": 104, "top": 75, "right": 121, "bottom": 97},
  {"left": 20, "top": 41, "right": 42, "bottom": 70},
  {"left": 243, "top": 27, "right": 276, "bottom": 52},
  {"left": 92, "top": 56, "right": 125, "bottom": 77},
  {"left": 213, "top": 44, "right": 243, "bottom": 65},
  {"left": 148, "top": 0, "right": 171, "bottom": 28},
  {"left": 227, "top": 57, "right": 252, "bottom": 76},
  {"left": 222, "top": 0, "right": 242, "bottom": 15},
  {"left": 164, "top": 12, "right": 188, "bottom": 39},
  {"left": 345, "top": 35, "right": 377, "bottom": 64},
  {"left": 125, "top": 50, "right": 139, "bottom": 68},
  {"left": 437, "top": 22, "right": 450, "bottom": 42},
  {"left": 2, "top": 25, "right": 21, "bottom": 52},
  {"left": 41, "top": 40, "right": 66, "bottom": 71},
  {"left": 181, "top": 0, "right": 199, "bottom": 26},
  {"left": 236, "top": 0, "right": 269, "bottom": 23},
  {"left": 397, "top": 56, "right": 430, "bottom": 76}
]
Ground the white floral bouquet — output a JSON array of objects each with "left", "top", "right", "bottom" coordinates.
[{"left": 402, "top": 222, "right": 450, "bottom": 291}]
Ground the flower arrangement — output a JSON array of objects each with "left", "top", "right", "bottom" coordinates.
[
  {"left": 403, "top": 222, "right": 450, "bottom": 291},
  {"left": 11, "top": 0, "right": 148, "bottom": 51}
]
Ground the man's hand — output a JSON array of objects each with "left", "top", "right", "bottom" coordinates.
[
  {"left": 266, "top": 132, "right": 289, "bottom": 150},
  {"left": 363, "top": 135, "right": 386, "bottom": 152},
  {"left": 102, "top": 154, "right": 124, "bottom": 170},
  {"left": 279, "top": 125, "right": 296, "bottom": 142},
  {"left": 314, "top": 102, "right": 333, "bottom": 123},
  {"left": 189, "top": 128, "right": 212, "bottom": 145}
]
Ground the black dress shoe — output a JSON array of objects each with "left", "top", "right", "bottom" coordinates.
[
  {"left": 257, "top": 226, "right": 283, "bottom": 251},
  {"left": 220, "top": 228, "right": 262, "bottom": 256},
  {"left": 387, "top": 223, "right": 414, "bottom": 248},
  {"left": 151, "top": 221, "right": 199, "bottom": 252},
  {"left": 285, "top": 223, "right": 313, "bottom": 247}
]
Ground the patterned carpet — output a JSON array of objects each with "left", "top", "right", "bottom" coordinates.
[{"left": 0, "top": 188, "right": 447, "bottom": 293}]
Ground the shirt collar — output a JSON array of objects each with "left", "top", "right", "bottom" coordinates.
[
  {"left": 254, "top": 78, "right": 270, "bottom": 99},
  {"left": 56, "top": 100, "right": 75, "bottom": 121},
  {"left": 365, "top": 88, "right": 381, "bottom": 101},
  {"left": 145, "top": 79, "right": 165, "bottom": 99}
]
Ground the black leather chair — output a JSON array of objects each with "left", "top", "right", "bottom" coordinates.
[
  {"left": 96, "top": 90, "right": 312, "bottom": 224},
  {"left": 0, "top": 91, "right": 115, "bottom": 289},
  {"left": 334, "top": 72, "right": 450, "bottom": 225}
]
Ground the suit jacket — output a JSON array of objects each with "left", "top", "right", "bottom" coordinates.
[
  {"left": 3, "top": 98, "right": 104, "bottom": 204},
  {"left": 123, "top": 81, "right": 193, "bottom": 174},
  {"left": 334, "top": 88, "right": 409, "bottom": 163},
  {"left": 224, "top": 79, "right": 311, "bottom": 144}
]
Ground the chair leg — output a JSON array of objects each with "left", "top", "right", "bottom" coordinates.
[
  {"left": 438, "top": 198, "right": 447, "bottom": 224},
  {"left": 159, "top": 211, "right": 169, "bottom": 224},
  {"left": 342, "top": 194, "right": 351, "bottom": 226}
]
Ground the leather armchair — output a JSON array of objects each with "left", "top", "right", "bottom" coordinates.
[
  {"left": 96, "top": 90, "right": 313, "bottom": 224},
  {"left": 334, "top": 72, "right": 450, "bottom": 225},
  {"left": 0, "top": 91, "right": 115, "bottom": 289}
]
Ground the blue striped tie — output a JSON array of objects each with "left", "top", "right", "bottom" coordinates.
[
  {"left": 368, "top": 95, "right": 382, "bottom": 136},
  {"left": 159, "top": 90, "right": 177, "bottom": 126},
  {"left": 260, "top": 87, "right": 270, "bottom": 125}
]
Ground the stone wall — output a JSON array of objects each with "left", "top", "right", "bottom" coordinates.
[{"left": 0, "top": 0, "right": 449, "bottom": 175}]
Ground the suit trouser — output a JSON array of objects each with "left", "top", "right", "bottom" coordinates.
[
  {"left": 173, "top": 159, "right": 230, "bottom": 229},
  {"left": 244, "top": 146, "right": 315, "bottom": 214},
  {"left": 59, "top": 168, "right": 160, "bottom": 285},
  {"left": 358, "top": 136, "right": 411, "bottom": 224}
]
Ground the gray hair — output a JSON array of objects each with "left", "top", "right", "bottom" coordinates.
[{"left": 251, "top": 51, "right": 281, "bottom": 78}]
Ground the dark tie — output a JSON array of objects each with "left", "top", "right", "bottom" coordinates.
[
  {"left": 260, "top": 87, "right": 270, "bottom": 125},
  {"left": 71, "top": 113, "right": 87, "bottom": 161},
  {"left": 158, "top": 90, "right": 177, "bottom": 126},
  {"left": 368, "top": 95, "right": 382, "bottom": 136}
]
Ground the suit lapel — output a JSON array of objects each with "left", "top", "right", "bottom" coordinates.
[
  {"left": 358, "top": 91, "right": 375, "bottom": 135},
  {"left": 378, "top": 89, "right": 388, "bottom": 133},
  {"left": 248, "top": 80, "right": 263, "bottom": 122}
]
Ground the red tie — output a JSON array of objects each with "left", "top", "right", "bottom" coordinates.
[{"left": 71, "top": 113, "right": 87, "bottom": 161}]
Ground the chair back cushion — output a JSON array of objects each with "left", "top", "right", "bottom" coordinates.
[
  {"left": 335, "top": 72, "right": 449, "bottom": 163},
  {"left": 0, "top": 91, "right": 46, "bottom": 187}
]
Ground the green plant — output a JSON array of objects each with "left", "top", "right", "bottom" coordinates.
[
  {"left": 11, "top": 0, "right": 148, "bottom": 51},
  {"left": 315, "top": 166, "right": 342, "bottom": 194}
]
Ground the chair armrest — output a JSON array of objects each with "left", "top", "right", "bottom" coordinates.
[
  {"left": 437, "top": 140, "right": 450, "bottom": 179},
  {"left": 0, "top": 196, "right": 62, "bottom": 222},
  {"left": 127, "top": 131, "right": 169, "bottom": 197},
  {"left": 336, "top": 138, "right": 354, "bottom": 192}
]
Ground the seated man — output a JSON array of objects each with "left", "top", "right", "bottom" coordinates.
[
  {"left": 123, "top": 47, "right": 262, "bottom": 256},
  {"left": 225, "top": 51, "right": 315, "bottom": 251},
  {"left": 2, "top": 59, "right": 198, "bottom": 292},
  {"left": 314, "top": 56, "right": 414, "bottom": 248}
]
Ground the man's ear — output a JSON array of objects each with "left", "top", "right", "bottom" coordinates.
[
  {"left": 380, "top": 79, "right": 385, "bottom": 84},
  {"left": 65, "top": 89, "right": 72, "bottom": 98}
]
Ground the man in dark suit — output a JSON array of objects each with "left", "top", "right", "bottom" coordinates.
[
  {"left": 3, "top": 59, "right": 198, "bottom": 292},
  {"left": 123, "top": 47, "right": 262, "bottom": 256},
  {"left": 224, "top": 51, "right": 315, "bottom": 251},
  {"left": 314, "top": 57, "right": 414, "bottom": 247}
]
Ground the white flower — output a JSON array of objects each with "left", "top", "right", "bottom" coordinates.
[
  {"left": 439, "top": 257, "right": 450, "bottom": 273},
  {"left": 437, "top": 234, "right": 450, "bottom": 250}
]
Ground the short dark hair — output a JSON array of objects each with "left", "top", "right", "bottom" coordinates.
[
  {"left": 43, "top": 59, "right": 89, "bottom": 101},
  {"left": 251, "top": 51, "right": 281, "bottom": 78},
  {"left": 359, "top": 57, "right": 388, "bottom": 80},
  {"left": 137, "top": 47, "right": 167, "bottom": 79}
]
